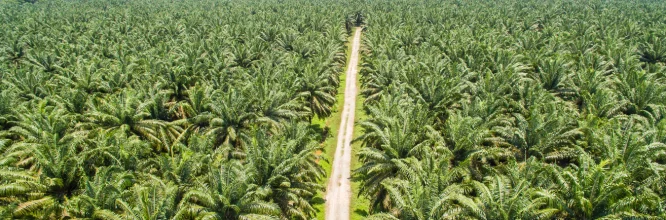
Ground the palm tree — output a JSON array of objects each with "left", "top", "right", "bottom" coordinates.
[
  {"left": 251, "top": 80, "right": 308, "bottom": 130},
  {"left": 3, "top": 68, "right": 53, "bottom": 101},
  {"left": 67, "top": 166, "right": 135, "bottom": 219},
  {"left": 55, "top": 61, "right": 110, "bottom": 94},
  {"left": 412, "top": 76, "right": 467, "bottom": 125},
  {"left": 81, "top": 129, "right": 152, "bottom": 173},
  {"left": 1, "top": 37, "right": 26, "bottom": 67},
  {"left": 472, "top": 175, "right": 532, "bottom": 220},
  {"left": 25, "top": 51, "right": 63, "bottom": 73},
  {"left": 579, "top": 89, "right": 627, "bottom": 118},
  {"left": 292, "top": 38, "right": 317, "bottom": 59},
  {"left": 229, "top": 40, "right": 266, "bottom": 68},
  {"left": 83, "top": 90, "right": 177, "bottom": 152},
  {"left": 526, "top": 155, "right": 661, "bottom": 219},
  {"left": 638, "top": 34, "right": 666, "bottom": 64},
  {"left": 586, "top": 118, "right": 666, "bottom": 192},
  {"left": 509, "top": 95, "right": 583, "bottom": 162},
  {"left": 157, "top": 64, "right": 197, "bottom": 102},
  {"left": 52, "top": 88, "right": 90, "bottom": 117},
  {"left": 205, "top": 89, "right": 257, "bottom": 155},
  {"left": 354, "top": 98, "right": 441, "bottom": 212},
  {"left": 442, "top": 113, "right": 514, "bottom": 180},
  {"left": 360, "top": 60, "right": 405, "bottom": 105},
  {"left": 244, "top": 127, "right": 325, "bottom": 219},
  {"left": 365, "top": 144, "right": 456, "bottom": 219},
  {"left": 171, "top": 85, "right": 212, "bottom": 121},
  {"left": 0, "top": 104, "right": 86, "bottom": 219},
  {"left": 530, "top": 58, "right": 574, "bottom": 96},
  {"left": 614, "top": 70, "right": 665, "bottom": 117},
  {"left": 114, "top": 177, "right": 182, "bottom": 220},
  {"left": 294, "top": 64, "right": 336, "bottom": 122},
  {"left": 181, "top": 160, "right": 281, "bottom": 220}
]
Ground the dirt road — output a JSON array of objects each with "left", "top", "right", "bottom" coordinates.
[{"left": 325, "top": 27, "right": 361, "bottom": 220}]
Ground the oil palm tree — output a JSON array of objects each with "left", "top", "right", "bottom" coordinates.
[
  {"left": 206, "top": 88, "right": 257, "bottom": 154},
  {"left": 510, "top": 101, "right": 583, "bottom": 162},
  {"left": 244, "top": 127, "right": 325, "bottom": 219},
  {"left": 251, "top": 80, "right": 308, "bottom": 130},
  {"left": 181, "top": 160, "right": 281, "bottom": 220},
  {"left": 526, "top": 155, "right": 661, "bottom": 219},
  {"left": 67, "top": 166, "right": 135, "bottom": 219},
  {"left": 638, "top": 34, "right": 666, "bottom": 64},
  {"left": 365, "top": 144, "right": 456, "bottom": 219},
  {"left": 531, "top": 58, "right": 574, "bottom": 96},
  {"left": 614, "top": 70, "right": 665, "bottom": 117},
  {"left": 0, "top": 105, "right": 86, "bottom": 218},
  {"left": 294, "top": 64, "right": 336, "bottom": 122},
  {"left": 354, "top": 98, "right": 441, "bottom": 212},
  {"left": 3, "top": 68, "right": 53, "bottom": 101},
  {"left": 114, "top": 177, "right": 181, "bottom": 220},
  {"left": 83, "top": 90, "right": 175, "bottom": 151},
  {"left": 1, "top": 37, "right": 26, "bottom": 67}
]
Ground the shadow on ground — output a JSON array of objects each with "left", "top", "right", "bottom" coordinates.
[{"left": 353, "top": 209, "right": 368, "bottom": 217}]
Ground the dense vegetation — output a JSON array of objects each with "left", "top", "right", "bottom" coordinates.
[
  {"left": 0, "top": 0, "right": 354, "bottom": 219},
  {"left": 3, "top": 0, "right": 666, "bottom": 219},
  {"left": 355, "top": 0, "right": 666, "bottom": 219}
]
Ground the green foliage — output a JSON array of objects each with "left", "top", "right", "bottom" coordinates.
[
  {"left": 355, "top": 0, "right": 666, "bottom": 219},
  {"left": 3, "top": 0, "right": 666, "bottom": 219},
  {"left": 0, "top": 0, "right": 350, "bottom": 219}
]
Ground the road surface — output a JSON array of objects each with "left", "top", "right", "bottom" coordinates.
[{"left": 325, "top": 27, "right": 361, "bottom": 220}]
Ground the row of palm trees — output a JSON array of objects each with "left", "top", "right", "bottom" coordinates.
[
  {"left": 355, "top": 0, "right": 666, "bottom": 219},
  {"left": 0, "top": 0, "right": 354, "bottom": 219}
]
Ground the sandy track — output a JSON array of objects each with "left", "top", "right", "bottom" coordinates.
[{"left": 325, "top": 27, "right": 361, "bottom": 220}]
